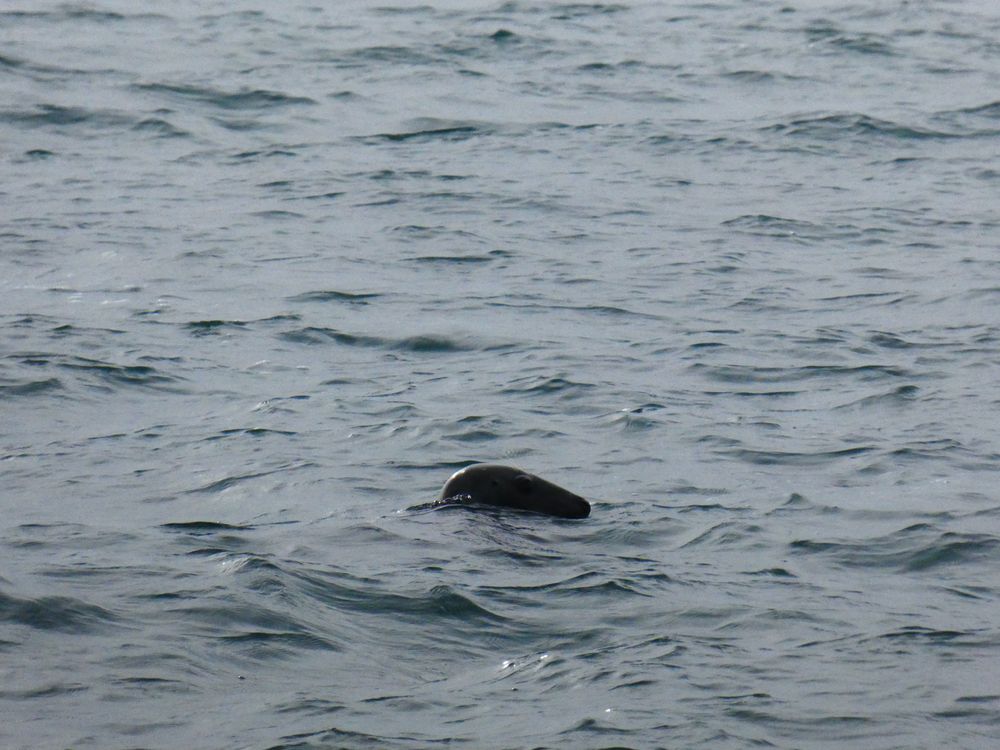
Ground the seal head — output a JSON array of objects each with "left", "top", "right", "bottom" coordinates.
[{"left": 440, "top": 464, "right": 590, "bottom": 519}]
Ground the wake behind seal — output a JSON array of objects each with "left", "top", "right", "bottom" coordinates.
[{"left": 437, "top": 464, "right": 590, "bottom": 519}]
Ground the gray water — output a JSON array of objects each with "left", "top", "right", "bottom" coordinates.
[{"left": 2, "top": 1, "right": 1000, "bottom": 748}]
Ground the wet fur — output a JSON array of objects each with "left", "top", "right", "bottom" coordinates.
[{"left": 438, "top": 464, "right": 590, "bottom": 519}]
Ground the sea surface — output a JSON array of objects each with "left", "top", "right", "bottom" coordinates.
[{"left": 2, "top": 1, "right": 999, "bottom": 748}]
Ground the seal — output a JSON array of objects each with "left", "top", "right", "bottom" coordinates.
[{"left": 438, "top": 464, "right": 590, "bottom": 519}]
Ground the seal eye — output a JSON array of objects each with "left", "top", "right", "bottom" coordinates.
[{"left": 513, "top": 475, "right": 534, "bottom": 494}]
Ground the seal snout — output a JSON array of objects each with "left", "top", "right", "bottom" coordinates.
[{"left": 553, "top": 492, "right": 590, "bottom": 519}]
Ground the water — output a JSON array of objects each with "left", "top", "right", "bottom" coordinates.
[{"left": 2, "top": 1, "right": 999, "bottom": 747}]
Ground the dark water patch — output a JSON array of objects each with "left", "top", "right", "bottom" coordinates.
[
  {"left": 0, "top": 50, "right": 123, "bottom": 78},
  {"left": 57, "top": 357, "right": 180, "bottom": 390},
  {"left": 0, "top": 682, "right": 90, "bottom": 699},
  {"left": 868, "top": 331, "right": 935, "bottom": 349},
  {"left": 0, "top": 377, "right": 63, "bottom": 397},
  {"left": 3, "top": 354, "right": 181, "bottom": 395},
  {"left": 133, "top": 117, "right": 189, "bottom": 138},
  {"left": 905, "top": 533, "right": 1000, "bottom": 572},
  {"left": 725, "top": 389, "right": 801, "bottom": 398},
  {"left": 722, "top": 69, "right": 800, "bottom": 82},
  {"left": 184, "top": 463, "right": 314, "bottom": 494},
  {"left": 500, "top": 375, "right": 596, "bottom": 398},
  {"left": 441, "top": 423, "right": 504, "bottom": 443},
  {"left": 230, "top": 148, "right": 298, "bottom": 161},
  {"left": 745, "top": 567, "right": 797, "bottom": 578},
  {"left": 721, "top": 213, "right": 825, "bottom": 238},
  {"left": 410, "top": 251, "right": 507, "bottom": 264},
  {"left": 184, "top": 319, "right": 249, "bottom": 336},
  {"left": 576, "top": 60, "right": 632, "bottom": 74},
  {"left": 213, "top": 117, "right": 279, "bottom": 133},
  {"left": 554, "top": 716, "right": 639, "bottom": 743},
  {"left": 293, "top": 570, "right": 506, "bottom": 623},
  {"left": 217, "top": 630, "right": 339, "bottom": 656},
  {"left": 765, "top": 113, "right": 956, "bottom": 141},
  {"left": 690, "top": 362, "right": 909, "bottom": 384},
  {"left": 875, "top": 626, "right": 972, "bottom": 644},
  {"left": 826, "top": 33, "right": 896, "bottom": 56},
  {"left": 572, "top": 522, "right": 673, "bottom": 560},
  {"left": 212, "top": 427, "right": 298, "bottom": 440},
  {"left": 964, "top": 286, "right": 1000, "bottom": 303},
  {"left": 817, "top": 291, "right": 911, "bottom": 308},
  {"left": 49, "top": 321, "right": 129, "bottom": 336},
  {"left": 0, "top": 52, "right": 24, "bottom": 69},
  {"left": 476, "top": 570, "right": 611, "bottom": 596},
  {"left": 286, "top": 289, "right": 383, "bottom": 305},
  {"left": 834, "top": 384, "right": 919, "bottom": 410},
  {"left": 278, "top": 327, "right": 383, "bottom": 347},
  {"left": 490, "top": 28, "right": 518, "bottom": 42},
  {"left": 953, "top": 100, "right": 1000, "bottom": 118},
  {"left": 355, "top": 195, "right": 403, "bottom": 207},
  {"left": 687, "top": 341, "right": 729, "bottom": 351},
  {"left": 7, "top": 524, "right": 137, "bottom": 553},
  {"left": 333, "top": 43, "right": 446, "bottom": 68},
  {"left": 271, "top": 724, "right": 399, "bottom": 749},
  {"left": 107, "top": 675, "right": 194, "bottom": 697},
  {"left": 941, "top": 585, "right": 993, "bottom": 601},
  {"left": 791, "top": 526, "right": 1000, "bottom": 573},
  {"left": 57, "top": 6, "right": 157, "bottom": 22},
  {"left": 572, "top": 572, "right": 670, "bottom": 598},
  {"left": 550, "top": 3, "right": 629, "bottom": 19},
  {"left": 548, "top": 303, "right": 660, "bottom": 320},
  {"left": 300, "top": 190, "right": 345, "bottom": 201},
  {"left": 0, "top": 590, "right": 120, "bottom": 633},
  {"left": 1, "top": 104, "right": 136, "bottom": 131},
  {"left": 679, "top": 521, "right": 766, "bottom": 549},
  {"left": 273, "top": 695, "right": 346, "bottom": 718},
  {"left": 161, "top": 521, "right": 255, "bottom": 533},
  {"left": 182, "top": 548, "right": 232, "bottom": 558},
  {"left": 373, "top": 4, "right": 436, "bottom": 15},
  {"left": 360, "top": 119, "right": 492, "bottom": 143},
  {"left": 134, "top": 82, "right": 316, "bottom": 110},
  {"left": 938, "top": 100, "right": 1000, "bottom": 135},
  {"left": 171, "top": 598, "right": 338, "bottom": 658},
  {"left": 252, "top": 210, "right": 306, "bottom": 220},
  {"left": 719, "top": 445, "right": 874, "bottom": 466},
  {"left": 390, "top": 223, "right": 477, "bottom": 238},
  {"left": 278, "top": 326, "right": 473, "bottom": 353},
  {"left": 953, "top": 694, "right": 1000, "bottom": 706},
  {"left": 888, "top": 439, "right": 966, "bottom": 464},
  {"left": 668, "top": 481, "right": 729, "bottom": 498},
  {"left": 374, "top": 125, "right": 480, "bottom": 142},
  {"left": 766, "top": 493, "right": 834, "bottom": 516},
  {"left": 260, "top": 315, "right": 302, "bottom": 325}
]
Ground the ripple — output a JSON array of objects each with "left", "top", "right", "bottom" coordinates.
[
  {"left": 790, "top": 526, "right": 1000, "bottom": 572},
  {"left": 0, "top": 377, "right": 63, "bottom": 398},
  {"left": 0, "top": 590, "right": 120, "bottom": 634},
  {"left": 134, "top": 82, "right": 317, "bottom": 110},
  {"left": 277, "top": 326, "right": 475, "bottom": 353},
  {"left": 286, "top": 290, "right": 381, "bottom": 304},
  {"left": 764, "top": 113, "right": 958, "bottom": 141}
]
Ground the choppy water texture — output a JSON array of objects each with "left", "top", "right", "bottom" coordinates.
[{"left": 2, "top": 1, "right": 1000, "bottom": 748}]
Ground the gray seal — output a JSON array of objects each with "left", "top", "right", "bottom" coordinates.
[{"left": 438, "top": 464, "right": 590, "bottom": 519}]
